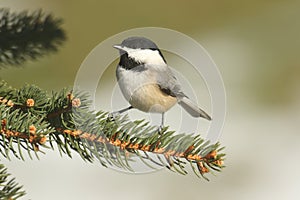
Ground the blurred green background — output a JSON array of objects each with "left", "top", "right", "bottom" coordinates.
[{"left": 1, "top": 0, "right": 300, "bottom": 200}]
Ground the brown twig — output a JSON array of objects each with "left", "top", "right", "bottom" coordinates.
[
  {"left": 59, "top": 128, "right": 224, "bottom": 174},
  {"left": 46, "top": 93, "right": 79, "bottom": 119},
  {"left": 1, "top": 119, "right": 47, "bottom": 151}
]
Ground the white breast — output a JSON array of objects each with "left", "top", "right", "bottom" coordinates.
[
  {"left": 117, "top": 67, "right": 154, "bottom": 102},
  {"left": 116, "top": 66, "right": 177, "bottom": 113}
]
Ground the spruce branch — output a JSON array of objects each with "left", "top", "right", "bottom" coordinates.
[
  {"left": 0, "top": 8, "right": 66, "bottom": 67},
  {"left": 0, "top": 81, "right": 225, "bottom": 180},
  {"left": 0, "top": 163, "right": 26, "bottom": 200}
]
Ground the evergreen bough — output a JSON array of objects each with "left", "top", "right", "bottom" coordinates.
[{"left": 0, "top": 8, "right": 225, "bottom": 199}]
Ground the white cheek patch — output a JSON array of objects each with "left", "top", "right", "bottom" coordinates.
[{"left": 127, "top": 49, "right": 166, "bottom": 66}]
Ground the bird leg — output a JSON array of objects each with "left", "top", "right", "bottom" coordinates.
[
  {"left": 108, "top": 106, "right": 133, "bottom": 120},
  {"left": 158, "top": 112, "right": 165, "bottom": 134}
]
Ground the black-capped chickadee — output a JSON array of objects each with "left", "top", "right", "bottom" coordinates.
[{"left": 111, "top": 36, "right": 211, "bottom": 130}]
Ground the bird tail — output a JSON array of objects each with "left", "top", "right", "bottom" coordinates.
[{"left": 178, "top": 97, "right": 212, "bottom": 120}]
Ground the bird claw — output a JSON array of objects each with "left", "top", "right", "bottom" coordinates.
[
  {"left": 107, "top": 112, "right": 120, "bottom": 121},
  {"left": 158, "top": 125, "right": 164, "bottom": 134}
]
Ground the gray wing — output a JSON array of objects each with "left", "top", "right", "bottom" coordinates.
[
  {"left": 148, "top": 64, "right": 212, "bottom": 120},
  {"left": 154, "top": 65, "right": 185, "bottom": 98}
]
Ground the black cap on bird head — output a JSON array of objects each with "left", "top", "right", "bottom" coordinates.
[{"left": 120, "top": 36, "right": 160, "bottom": 50}]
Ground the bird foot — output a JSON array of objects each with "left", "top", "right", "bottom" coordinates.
[
  {"left": 107, "top": 111, "right": 120, "bottom": 121},
  {"left": 157, "top": 125, "right": 164, "bottom": 134}
]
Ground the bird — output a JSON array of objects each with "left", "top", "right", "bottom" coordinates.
[{"left": 111, "top": 36, "right": 211, "bottom": 131}]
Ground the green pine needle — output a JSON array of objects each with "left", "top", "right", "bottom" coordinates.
[{"left": 0, "top": 8, "right": 66, "bottom": 67}]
